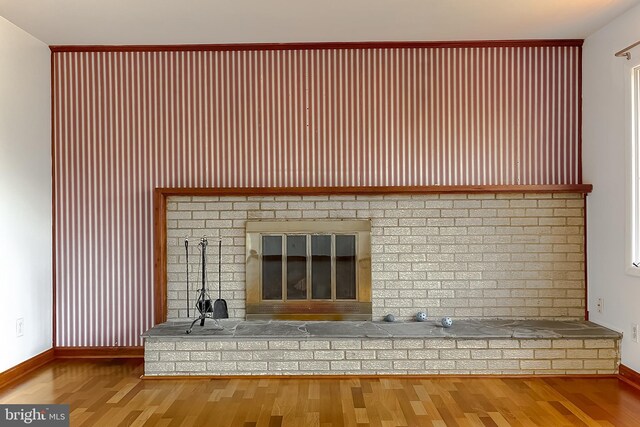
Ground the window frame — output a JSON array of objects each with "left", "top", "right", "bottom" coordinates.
[{"left": 626, "top": 57, "right": 640, "bottom": 277}]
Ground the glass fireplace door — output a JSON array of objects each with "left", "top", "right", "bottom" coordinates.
[
  {"left": 311, "top": 235, "right": 332, "bottom": 299},
  {"left": 260, "top": 233, "right": 357, "bottom": 302},
  {"left": 246, "top": 220, "right": 371, "bottom": 320}
]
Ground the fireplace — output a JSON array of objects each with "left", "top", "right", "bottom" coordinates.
[{"left": 245, "top": 220, "right": 372, "bottom": 320}]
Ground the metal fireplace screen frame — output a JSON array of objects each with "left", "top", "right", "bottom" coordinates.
[{"left": 246, "top": 220, "right": 372, "bottom": 320}]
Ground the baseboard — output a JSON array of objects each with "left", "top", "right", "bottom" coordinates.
[
  {"left": 54, "top": 346, "right": 144, "bottom": 359},
  {"left": 0, "top": 348, "right": 55, "bottom": 390},
  {"left": 618, "top": 364, "right": 640, "bottom": 391},
  {"left": 141, "top": 373, "right": 619, "bottom": 380}
]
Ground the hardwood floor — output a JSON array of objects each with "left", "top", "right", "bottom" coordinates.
[{"left": 1, "top": 359, "right": 640, "bottom": 426}]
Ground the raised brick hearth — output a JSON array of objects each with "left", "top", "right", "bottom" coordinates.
[
  {"left": 142, "top": 320, "right": 620, "bottom": 376},
  {"left": 151, "top": 189, "right": 603, "bottom": 377}
]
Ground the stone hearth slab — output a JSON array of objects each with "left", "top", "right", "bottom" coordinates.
[{"left": 142, "top": 319, "right": 620, "bottom": 340}]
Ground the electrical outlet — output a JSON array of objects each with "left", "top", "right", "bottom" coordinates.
[
  {"left": 633, "top": 324, "right": 639, "bottom": 343},
  {"left": 596, "top": 298, "right": 604, "bottom": 314},
  {"left": 16, "top": 318, "right": 24, "bottom": 337}
]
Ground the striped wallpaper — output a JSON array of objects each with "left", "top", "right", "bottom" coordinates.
[{"left": 52, "top": 43, "right": 582, "bottom": 346}]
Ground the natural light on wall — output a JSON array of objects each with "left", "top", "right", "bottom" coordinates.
[{"left": 629, "top": 60, "right": 640, "bottom": 276}]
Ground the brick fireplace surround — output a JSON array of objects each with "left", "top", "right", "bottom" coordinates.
[{"left": 145, "top": 185, "right": 622, "bottom": 377}]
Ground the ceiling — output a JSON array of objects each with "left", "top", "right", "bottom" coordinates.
[{"left": 0, "top": 0, "right": 638, "bottom": 46}]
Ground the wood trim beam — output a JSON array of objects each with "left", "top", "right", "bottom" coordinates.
[
  {"left": 584, "top": 195, "right": 589, "bottom": 320},
  {"left": 49, "top": 39, "right": 584, "bottom": 53},
  {"left": 54, "top": 346, "right": 144, "bottom": 359},
  {"left": 157, "top": 184, "right": 593, "bottom": 198},
  {"left": 152, "top": 184, "right": 592, "bottom": 325},
  {"left": 618, "top": 364, "right": 640, "bottom": 391},
  {"left": 51, "top": 45, "right": 58, "bottom": 349},
  {"left": 0, "top": 349, "right": 55, "bottom": 390},
  {"left": 154, "top": 190, "right": 168, "bottom": 325}
]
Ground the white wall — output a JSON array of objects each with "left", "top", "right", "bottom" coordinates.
[
  {"left": 0, "top": 16, "right": 52, "bottom": 372},
  {"left": 583, "top": 4, "right": 640, "bottom": 372}
]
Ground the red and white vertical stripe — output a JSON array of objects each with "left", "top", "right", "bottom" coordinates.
[{"left": 52, "top": 45, "right": 581, "bottom": 346}]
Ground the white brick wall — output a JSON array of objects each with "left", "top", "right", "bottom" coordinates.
[
  {"left": 144, "top": 336, "right": 618, "bottom": 376},
  {"left": 166, "top": 193, "right": 585, "bottom": 321}
]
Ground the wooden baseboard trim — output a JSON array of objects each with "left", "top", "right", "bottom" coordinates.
[
  {"left": 54, "top": 346, "right": 144, "bottom": 359},
  {"left": 618, "top": 364, "right": 640, "bottom": 391},
  {"left": 0, "top": 348, "right": 55, "bottom": 389},
  {"left": 141, "top": 373, "right": 618, "bottom": 381}
]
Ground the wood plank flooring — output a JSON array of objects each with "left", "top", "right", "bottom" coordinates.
[{"left": 1, "top": 359, "right": 640, "bottom": 426}]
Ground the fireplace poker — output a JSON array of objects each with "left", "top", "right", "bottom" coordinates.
[{"left": 185, "top": 238, "right": 189, "bottom": 318}]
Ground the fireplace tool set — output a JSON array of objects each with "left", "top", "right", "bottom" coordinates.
[{"left": 185, "top": 236, "right": 228, "bottom": 334}]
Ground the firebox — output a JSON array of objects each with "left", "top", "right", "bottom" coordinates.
[{"left": 245, "top": 220, "right": 372, "bottom": 320}]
